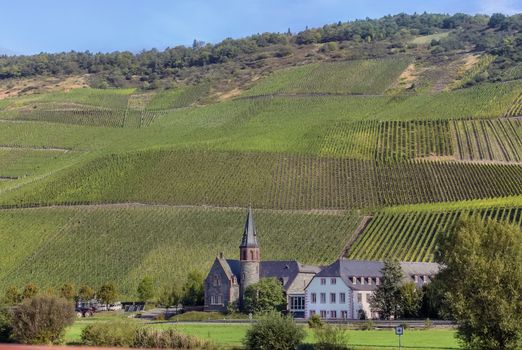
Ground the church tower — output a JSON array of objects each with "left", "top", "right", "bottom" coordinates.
[{"left": 239, "top": 207, "right": 260, "bottom": 304}]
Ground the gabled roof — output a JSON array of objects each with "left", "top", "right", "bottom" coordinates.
[
  {"left": 222, "top": 259, "right": 320, "bottom": 291},
  {"left": 313, "top": 259, "right": 440, "bottom": 291},
  {"left": 240, "top": 207, "right": 258, "bottom": 248}
]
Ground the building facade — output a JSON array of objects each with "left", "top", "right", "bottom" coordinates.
[
  {"left": 305, "top": 260, "right": 439, "bottom": 320},
  {"left": 204, "top": 208, "right": 320, "bottom": 317}
]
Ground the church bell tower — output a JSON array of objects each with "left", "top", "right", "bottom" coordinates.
[{"left": 239, "top": 207, "right": 260, "bottom": 304}]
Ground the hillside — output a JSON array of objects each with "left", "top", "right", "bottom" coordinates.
[{"left": 1, "top": 12, "right": 522, "bottom": 298}]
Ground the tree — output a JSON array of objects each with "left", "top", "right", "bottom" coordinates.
[
  {"left": 22, "top": 283, "right": 38, "bottom": 300},
  {"left": 244, "top": 311, "right": 305, "bottom": 350},
  {"left": 488, "top": 13, "right": 508, "bottom": 29},
  {"left": 59, "top": 283, "right": 76, "bottom": 302},
  {"left": 137, "top": 277, "right": 155, "bottom": 304},
  {"left": 181, "top": 271, "right": 204, "bottom": 306},
  {"left": 4, "top": 286, "right": 21, "bottom": 306},
  {"left": 97, "top": 283, "right": 117, "bottom": 309},
  {"left": 399, "top": 282, "right": 423, "bottom": 318},
  {"left": 78, "top": 285, "right": 94, "bottom": 302},
  {"left": 243, "top": 278, "right": 286, "bottom": 314},
  {"left": 369, "top": 259, "right": 403, "bottom": 320},
  {"left": 10, "top": 295, "right": 75, "bottom": 344},
  {"left": 436, "top": 216, "right": 522, "bottom": 350}
]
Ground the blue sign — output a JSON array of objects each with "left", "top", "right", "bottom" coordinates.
[{"left": 395, "top": 326, "right": 404, "bottom": 336}]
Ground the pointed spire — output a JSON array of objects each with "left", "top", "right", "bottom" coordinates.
[{"left": 240, "top": 207, "right": 258, "bottom": 248}]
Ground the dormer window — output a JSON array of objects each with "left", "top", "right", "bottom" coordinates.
[
  {"left": 360, "top": 277, "right": 365, "bottom": 285},
  {"left": 367, "top": 277, "right": 372, "bottom": 285},
  {"left": 414, "top": 275, "right": 419, "bottom": 283},
  {"left": 352, "top": 276, "right": 356, "bottom": 284},
  {"left": 376, "top": 277, "right": 380, "bottom": 285},
  {"left": 423, "top": 275, "right": 428, "bottom": 283}
]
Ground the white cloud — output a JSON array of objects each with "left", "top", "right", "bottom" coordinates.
[{"left": 478, "top": 0, "right": 522, "bottom": 15}]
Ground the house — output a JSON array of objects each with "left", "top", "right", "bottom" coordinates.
[
  {"left": 305, "top": 259, "right": 439, "bottom": 320},
  {"left": 204, "top": 208, "right": 320, "bottom": 317}
]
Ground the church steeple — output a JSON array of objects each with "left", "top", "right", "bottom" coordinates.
[{"left": 240, "top": 207, "right": 259, "bottom": 249}]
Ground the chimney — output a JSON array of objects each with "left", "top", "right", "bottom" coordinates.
[{"left": 219, "top": 252, "right": 224, "bottom": 259}]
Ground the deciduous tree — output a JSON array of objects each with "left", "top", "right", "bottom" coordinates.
[
  {"left": 243, "top": 278, "right": 286, "bottom": 314},
  {"left": 436, "top": 216, "right": 522, "bottom": 350}
]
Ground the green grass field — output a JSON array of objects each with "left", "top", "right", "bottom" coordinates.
[{"left": 64, "top": 317, "right": 459, "bottom": 350}]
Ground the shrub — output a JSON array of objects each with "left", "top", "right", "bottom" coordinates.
[
  {"left": 81, "top": 320, "right": 138, "bottom": 347},
  {"left": 314, "top": 325, "right": 351, "bottom": 350},
  {"left": 244, "top": 311, "right": 305, "bottom": 350},
  {"left": 358, "top": 320, "right": 374, "bottom": 331},
  {"left": 307, "top": 314, "right": 324, "bottom": 329},
  {"left": 132, "top": 327, "right": 214, "bottom": 349},
  {"left": 0, "top": 307, "right": 12, "bottom": 342},
  {"left": 10, "top": 295, "right": 75, "bottom": 344}
]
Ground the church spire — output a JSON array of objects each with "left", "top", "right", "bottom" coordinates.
[{"left": 240, "top": 207, "right": 258, "bottom": 248}]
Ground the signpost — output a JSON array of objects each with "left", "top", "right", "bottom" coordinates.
[{"left": 395, "top": 325, "right": 404, "bottom": 350}]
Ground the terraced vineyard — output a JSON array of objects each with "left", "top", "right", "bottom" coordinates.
[
  {"left": 1, "top": 55, "right": 522, "bottom": 297},
  {"left": 347, "top": 198, "right": 522, "bottom": 261},
  {"left": 242, "top": 58, "right": 411, "bottom": 96},
  {"left": 3, "top": 149, "right": 522, "bottom": 210},
  {"left": 0, "top": 206, "right": 361, "bottom": 296}
]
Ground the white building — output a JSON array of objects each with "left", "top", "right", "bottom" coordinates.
[{"left": 305, "top": 259, "right": 439, "bottom": 320}]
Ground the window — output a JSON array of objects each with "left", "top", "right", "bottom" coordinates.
[
  {"left": 210, "top": 295, "right": 222, "bottom": 305},
  {"left": 330, "top": 278, "right": 336, "bottom": 285},
  {"left": 320, "top": 293, "right": 326, "bottom": 303},
  {"left": 290, "top": 296, "right": 305, "bottom": 311},
  {"left": 357, "top": 292, "right": 362, "bottom": 303},
  {"left": 330, "top": 293, "right": 336, "bottom": 303},
  {"left": 341, "top": 310, "right": 348, "bottom": 319},
  {"left": 352, "top": 276, "right": 357, "bottom": 284},
  {"left": 311, "top": 293, "right": 317, "bottom": 303},
  {"left": 330, "top": 310, "right": 337, "bottom": 319},
  {"left": 320, "top": 278, "right": 326, "bottom": 285},
  {"left": 340, "top": 293, "right": 346, "bottom": 303},
  {"left": 320, "top": 310, "right": 327, "bottom": 318},
  {"left": 213, "top": 275, "right": 220, "bottom": 287}
]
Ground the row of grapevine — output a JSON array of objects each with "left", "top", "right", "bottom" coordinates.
[
  {"left": 451, "top": 54, "right": 495, "bottom": 90},
  {"left": 0, "top": 206, "right": 361, "bottom": 297},
  {"left": 504, "top": 92, "right": 522, "bottom": 117},
  {"left": 242, "top": 58, "right": 411, "bottom": 96},
  {"left": 348, "top": 206, "right": 522, "bottom": 262},
  {"left": 3, "top": 149, "right": 522, "bottom": 210},
  {"left": 452, "top": 118, "right": 522, "bottom": 162}
]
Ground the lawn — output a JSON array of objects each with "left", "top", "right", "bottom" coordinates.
[{"left": 66, "top": 318, "right": 459, "bottom": 350}]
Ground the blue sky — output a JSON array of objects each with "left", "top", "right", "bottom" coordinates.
[{"left": 1, "top": 0, "right": 521, "bottom": 55}]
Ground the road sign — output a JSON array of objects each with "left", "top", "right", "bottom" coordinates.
[{"left": 395, "top": 325, "right": 404, "bottom": 350}]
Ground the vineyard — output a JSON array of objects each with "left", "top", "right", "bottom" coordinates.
[
  {"left": 347, "top": 198, "right": 522, "bottom": 262},
  {"left": 3, "top": 149, "right": 522, "bottom": 210},
  {"left": 0, "top": 51, "right": 522, "bottom": 297},
  {"left": 242, "top": 58, "right": 411, "bottom": 96},
  {"left": 0, "top": 205, "right": 361, "bottom": 296}
]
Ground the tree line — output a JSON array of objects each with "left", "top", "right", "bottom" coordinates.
[{"left": 0, "top": 13, "right": 520, "bottom": 86}]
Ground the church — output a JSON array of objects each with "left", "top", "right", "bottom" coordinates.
[
  {"left": 204, "top": 208, "right": 439, "bottom": 319},
  {"left": 204, "top": 208, "right": 320, "bottom": 317}
]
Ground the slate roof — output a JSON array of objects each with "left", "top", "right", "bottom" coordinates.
[
  {"left": 223, "top": 259, "right": 320, "bottom": 291},
  {"left": 315, "top": 259, "right": 440, "bottom": 291},
  {"left": 240, "top": 208, "right": 259, "bottom": 248}
]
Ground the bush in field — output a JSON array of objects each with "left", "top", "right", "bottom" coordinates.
[
  {"left": 0, "top": 307, "right": 12, "bottom": 342},
  {"left": 314, "top": 324, "right": 351, "bottom": 350},
  {"left": 59, "top": 283, "right": 76, "bottom": 302},
  {"left": 81, "top": 320, "right": 138, "bottom": 347},
  {"left": 132, "top": 327, "right": 214, "bottom": 349},
  {"left": 307, "top": 314, "right": 324, "bottom": 329},
  {"left": 10, "top": 295, "right": 75, "bottom": 344},
  {"left": 22, "top": 283, "right": 38, "bottom": 300},
  {"left": 244, "top": 311, "right": 305, "bottom": 350},
  {"left": 3, "top": 286, "right": 21, "bottom": 306}
]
